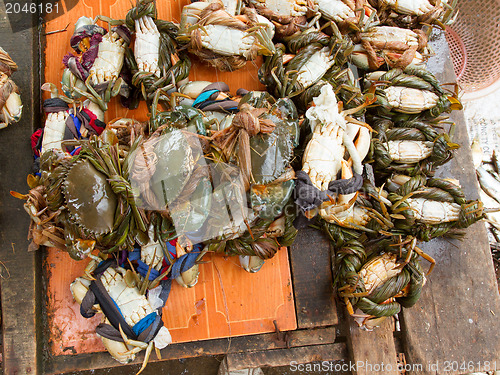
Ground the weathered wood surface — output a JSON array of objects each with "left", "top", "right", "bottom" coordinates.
[
  {"left": 0, "top": 2, "right": 41, "bottom": 375},
  {"left": 290, "top": 226, "right": 338, "bottom": 328},
  {"left": 400, "top": 32, "right": 500, "bottom": 375}
]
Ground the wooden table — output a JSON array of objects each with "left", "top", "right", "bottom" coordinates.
[{"left": 1, "top": 1, "right": 499, "bottom": 374}]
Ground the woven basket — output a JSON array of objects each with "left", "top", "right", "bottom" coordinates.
[{"left": 446, "top": 0, "right": 500, "bottom": 93}]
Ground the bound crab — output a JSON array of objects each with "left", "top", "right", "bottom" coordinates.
[
  {"left": 351, "top": 26, "right": 429, "bottom": 70},
  {"left": 370, "top": 117, "right": 459, "bottom": 177},
  {"left": 333, "top": 235, "right": 432, "bottom": 330},
  {"left": 125, "top": 0, "right": 191, "bottom": 107},
  {"left": 259, "top": 27, "right": 367, "bottom": 112},
  {"left": 294, "top": 85, "right": 371, "bottom": 222},
  {"left": 128, "top": 114, "right": 211, "bottom": 238},
  {"left": 14, "top": 135, "right": 147, "bottom": 260},
  {"left": 178, "top": 0, "right": 275, "bottom": 71},
  {"left": 71, "top": 253, "right": 172, "bottom": 374},
  {"left": 365, "top": 66, "right": 462, "bottom": 119},
  {"left": 0, "top": 46, "right": 22, "bottom": 129},
  {"left": 204, "top": 90, "right": 299, "bottom": 270},
  {"left": 36, "top": 83, "right": 106, "bottom": 157},
  {"left": 63, "top": 16, "right": 131, "bottom": 111},
  {"left": 369, "top": 0, "right": 458, "bottom": 28},
  {"left": 244, "top": 0, "right": 315, "bottom": 38},
  {"left": 315, "top": 175, "right": 396, "bottom": 236},
  {"left": 315, "top": 0, "right": 379, "bottom": 32},
  {"left": 386, "top": 174, "right": 484, "bottom": 241}
]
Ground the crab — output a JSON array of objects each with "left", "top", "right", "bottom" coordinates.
[
  {"left": 245, "top": 0, "right": 315, "bottom": 37},
  {"left": 370, "top": 117, "right": 459, "bottom": 177},
  {"left": 365, "top": 66, "right": 462, "bottom": 118},
  {"left": 301, "top": 84, "right": 370, "bottom": 191},
  {"left": 125, "top": 0, "right": 191, "bottom": 107},
  {"left": 373, "top": 0, "right": 457, "bottom": 27},
  {"left": 351, "top": 26, "right": 428, "bottom": 70},
  {"left": 332, "top": 234, "right": 433, "bottom": 330},
  {"left": 70, "top": 254, "right": 172, "bottom": 374},
  {"left": 13, "top": 136, "right": 148, "bottom": 259},
  {"left": 316, "top": 0, "right": 379, "bottom": 31},
  {"left": 386, "top": 174, "right": 484, "bottom": 241},
  {"left": 0, "top": 47, "right": 22, "bottom": 129},
  {"left": 63, "top": 17, "right": 130, "bottom": 111},
  {"left": 259, "top": 28, "right": 367, "bottom": 112}
]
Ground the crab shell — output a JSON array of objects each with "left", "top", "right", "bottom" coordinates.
[
  {"left": 63, "top": 159, "right": 118, "bottom": 235},
  {"left": 380, "top": 0, "right": 436, "bottom": 16},
  {"left": 317, "top": 0, "right": 355, "bottom": 22},
  {"left": 405, "top": 197, "right": 461, "bottom": 224}
]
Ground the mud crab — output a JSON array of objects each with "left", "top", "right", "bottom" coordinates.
[
  {"left": 386, "top": 174, "right": 484, "bottom": 241},
  {"left": 302, "top": 85, "right": 370, "bottom": 189},
  {"left": 245, "top": 0, "right": 315, "bottom": 38},
  {"left": 370, "top": 0, "right": 457, "bottom": 28},
  {"left": 63, "top": 16, "right": 131, "bottom": 111},
  {"left": 316, "top": 0, "right": 379, "bottom": 32},
  {"left": 365, "top": 66, "right": 462, "bottom": 118},
  {"left": 125, "top": 0, "right": 191, "bottom": 107},
  {"left": 370, "top": 117, "right": 459, "bottom": 177},
  {"left": 0, "top": 46, "right": 22, "bottom": 129},
  {"left": 259, "top": 27, "right": 367, "bottom": 112},
  {"left": 333, "top": 235, "right": 431, "bottom": 330},
  {"left": 14, "top": 136, "right": 147, "bottom": 259},
  {"left": 351, "top": 26, "right": 428, "bottom": 70},
  {"left": 260, "top": 28, "right": 352, "bottom": 99}
]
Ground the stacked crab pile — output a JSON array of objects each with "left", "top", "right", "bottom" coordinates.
[
  {"left": 0, "top": 46, "right": 22, "bottom": 129},
  {"left": 11, "top": 0, "right": 484, "bottom": 369}
]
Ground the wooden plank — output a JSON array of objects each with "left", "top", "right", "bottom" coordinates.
[
  {"left": 347, "top": 318, "right": 399, "bottom": 375},
  {"left": 225, "top": 343, "right": 347, "bottom": 371},
  {"left": 45, "top": 327, "right": 336, "bottom": 374},
  {"left": 290, "top": 226, "right": 338, "bottom": 328},
  {"left": 400, "top": 31, "right": 500, "bottom": 375},
  {"left": 0, "top": 2, "right": 41, "bottom": 374}
]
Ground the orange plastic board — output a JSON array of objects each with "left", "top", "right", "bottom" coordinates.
[
  {"left": 46, "top": 248, "right": 296, "bottom": 356},
  {"left": 43, "top": 0, "right": 265, "bottom": 123}
]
